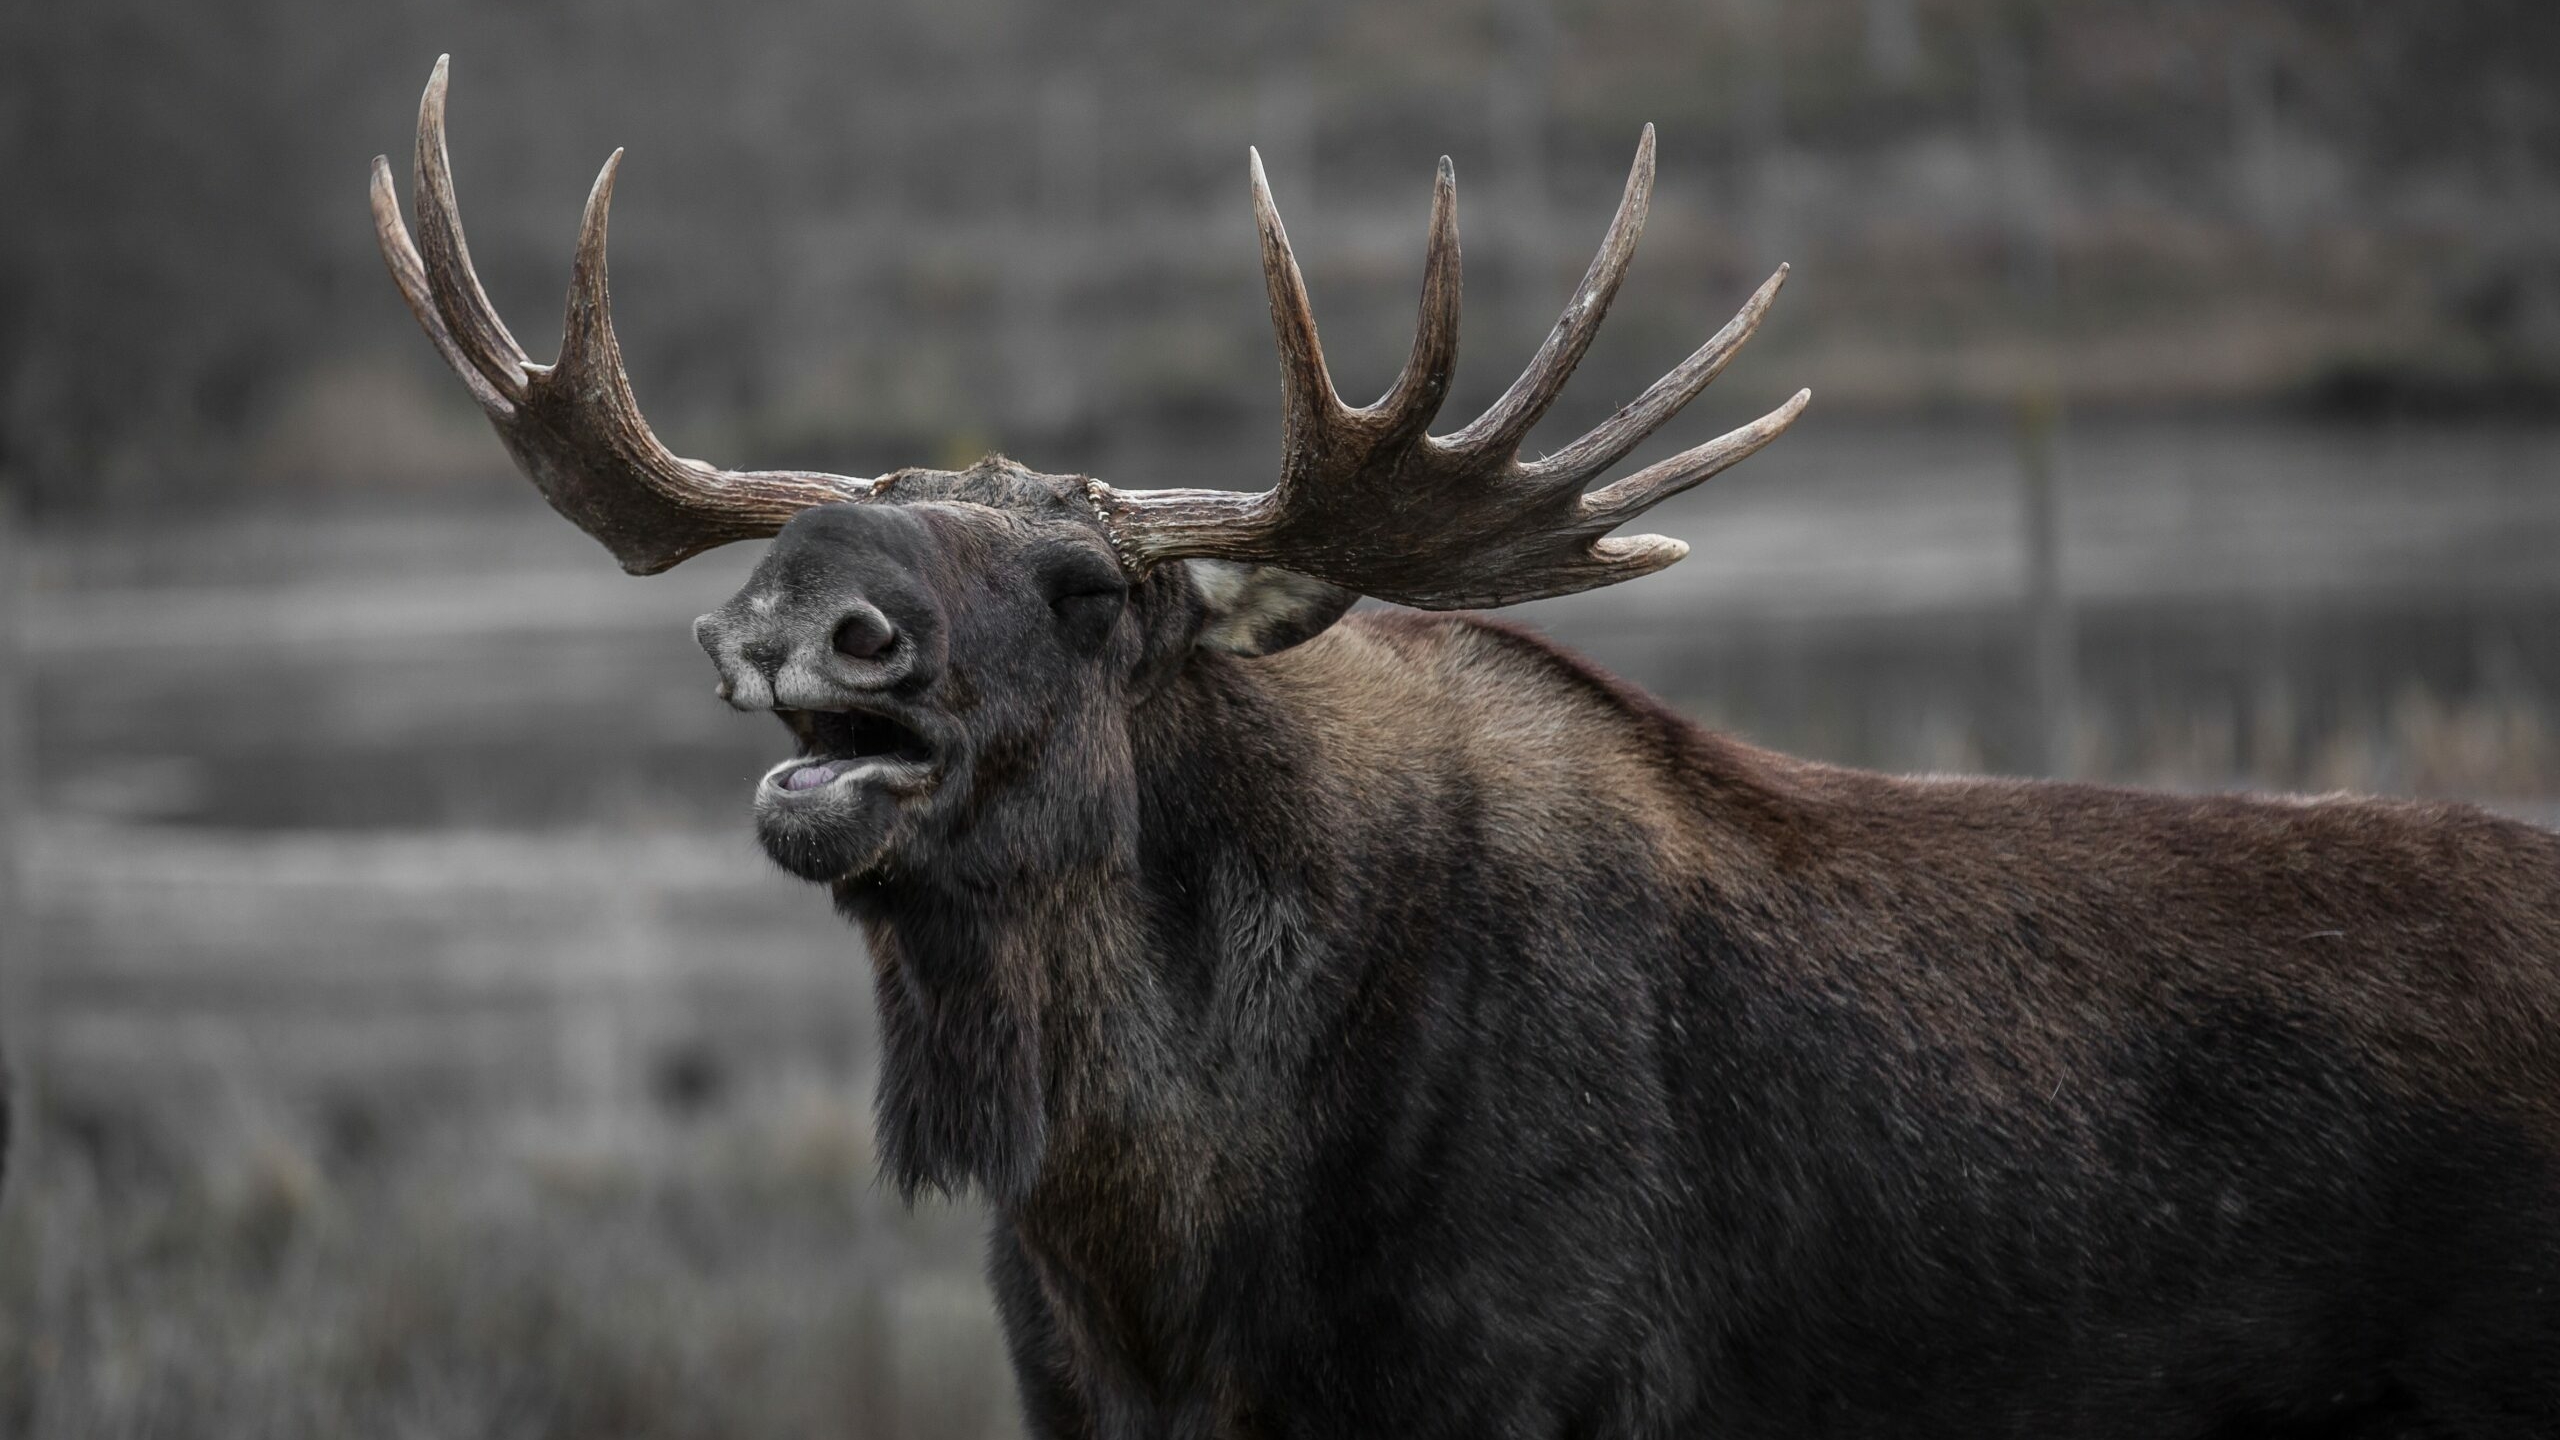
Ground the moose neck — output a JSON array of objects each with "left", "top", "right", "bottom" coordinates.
[
  {"left": 834, "top": 632, "right": 1388, "bottom": 1219},
  {"left": 838, "top": 612, "right": 1737, "bottom": 1236}
]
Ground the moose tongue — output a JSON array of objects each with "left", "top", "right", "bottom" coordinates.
[{"left": 782, "top": 761, "right": 843, "bottom": 791}]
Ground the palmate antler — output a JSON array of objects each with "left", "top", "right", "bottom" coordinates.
[
  {"left": 373, "top": 59, "right": 1806, "bottom": 606},
  {"left": 1089, "top": 130, "right": 1807, "bottom": 609}
]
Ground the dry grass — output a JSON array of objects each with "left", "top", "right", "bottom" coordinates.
[
  {"left": 2083, "top": 687, "right": 2560, "bottom": 804},
  {"left": 0, "top": 1077, "right": 1020, "bottom": 1440}
]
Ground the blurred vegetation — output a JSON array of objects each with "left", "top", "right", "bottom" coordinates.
[
  {"left": 3, "top": 0, "right": 2557, "bottom": 517},
  {"left": 0, "top": 1070, "right": 1015, "bottom": 1439}
]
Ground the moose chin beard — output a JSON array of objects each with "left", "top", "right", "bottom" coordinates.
[{"left": 752, "top": 754, "right": 929, "bottom": 883}]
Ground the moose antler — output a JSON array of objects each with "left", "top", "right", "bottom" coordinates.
[
  {"left": 1086, "top": 127, "right": 1808, "bottom": 609},
  {"left": 373, "top": 60, "right": 1804, "bottom": 604},
  {"left": 370, "top": 57, "right": 878, "bottom": 575}
]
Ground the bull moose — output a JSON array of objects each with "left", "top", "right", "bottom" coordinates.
[{"left": 373, "top": 58, "right": 2560, "bottom": 1439}]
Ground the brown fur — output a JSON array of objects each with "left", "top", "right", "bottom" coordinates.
[{"left": 699, "top": 484, "right": 2560, "bottom": 1436}]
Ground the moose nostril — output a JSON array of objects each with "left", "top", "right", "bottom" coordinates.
[{"left": 831, "top": 604, "right": 897, "bottom": 660}]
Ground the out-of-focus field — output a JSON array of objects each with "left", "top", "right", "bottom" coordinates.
[{"left": 3, "top": 418, "right": 2557, "bottom": 1436}]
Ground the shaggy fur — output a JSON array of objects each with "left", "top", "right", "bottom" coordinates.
[{"left": 693, "top": 459, "right": 2560, "bottom": 1440}]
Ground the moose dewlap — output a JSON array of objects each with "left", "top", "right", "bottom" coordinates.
[{"left": 375, "top": 56, "right": 2560, "bottom": 1439}]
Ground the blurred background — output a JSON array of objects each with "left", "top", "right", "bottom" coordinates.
[{"left": 2, "top": 0, "right": 2556, "bottom": 1433}]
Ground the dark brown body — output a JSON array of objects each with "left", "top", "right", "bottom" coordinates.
[{"left": 838, "top": 607, "right": 2560, "bottom": 1439}]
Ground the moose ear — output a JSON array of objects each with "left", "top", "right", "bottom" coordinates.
[{"left": 1187, "top": 560, "right": 1358, "bottom": 657}]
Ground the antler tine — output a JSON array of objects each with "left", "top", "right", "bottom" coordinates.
[
  {"left": 1564, "top": 386, "right": 1811, "bottom": 595},
  {"left": 372, "top": 58, "right": 878, "bottom": 575},
  {"left": 411, "top": 56, "right": 531, "bottom": 404},
  {"left": 1580, "top": 386, "right": 1812, "bottom": 530},
  {"left": 1364, "top": 156, "right": 1462, "bottom": 445},
  {"left": 1446, "top": 124, "right": 1655, "bottom": 457},
  {"left": 1249, "top": 149, "right": 1346, "bottom": 442},
  {"left": 1523, "top": 263, "right": 1790, "bottom": 488},
  {"left": 556, "top": 149, "right": 645, "bottom": 403},
  {"left": 371, "top": 155, "right": 516, "bottom": 420}
]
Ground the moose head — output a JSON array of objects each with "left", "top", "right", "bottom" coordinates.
[{"left": 371, "top": 56, "right": 1804, "bottom": 902}]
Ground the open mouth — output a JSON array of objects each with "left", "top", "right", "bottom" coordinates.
[{"left": 764, "top": 706, "right": 939, "bottom": 796}]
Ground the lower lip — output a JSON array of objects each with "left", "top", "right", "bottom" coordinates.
[
  {"left": 761, "top": 755, "right": 933, "bottom": 797},
  {"left": 780, "top": 762, "right": 843, "bottom": 791},
  {"left": 767, "top": 759, "right": 870, "bottom": 795}
]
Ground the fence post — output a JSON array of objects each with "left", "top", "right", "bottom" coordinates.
[
  {"left": 2017, "top": 389, "right": 2075, "bottom": 777},
  {"left": 1490, "top": 0, "right": 1556, "bottom": 347},
  {"left": 0, "top": 477, "right": 33, "bottom": 1183}
]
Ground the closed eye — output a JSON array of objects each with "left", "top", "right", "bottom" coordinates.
[
  {"left": 1039, "top": 546, "right": 1129, "bottom": 612},
  {"left": 1052, "top": 588, "right": 1125, "bottom": 631},
  {"left": 1048, "top": 568, "right": 1127, "bottom": 647}
]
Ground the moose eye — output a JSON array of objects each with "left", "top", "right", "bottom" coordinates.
[
  {"left": 1041, "top": 550, "right": 1128, "bottom": 641},
  {"left": 1040, "top": 550, "right": 1124, "bottom": 604},
  {"left": 1052, "top": 579, "right": 1125, "bottom": 615},
  {"left": 1055, "top": 585, "right": 1122, "bottom": 615},
  {"left": 1050, "top": 587, "right": 1125, "bottom": 650}
]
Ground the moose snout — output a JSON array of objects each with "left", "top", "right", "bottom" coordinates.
[
  {"left": 696, "top": 594, "right": 921, "bottom": 712},
  {"left": 694, "top": 503, "right": 948, "bottom": 712}
]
